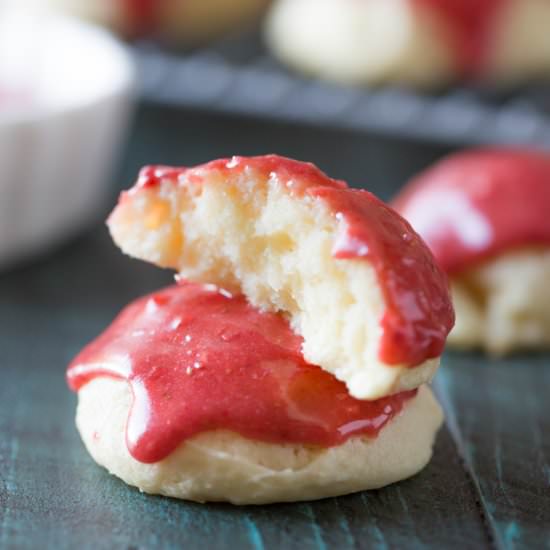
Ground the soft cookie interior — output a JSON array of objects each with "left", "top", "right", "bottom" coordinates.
[{"left": 108, "top": 162, "right": 439, "bottom": 399}]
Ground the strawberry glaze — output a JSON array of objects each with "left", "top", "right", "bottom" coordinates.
[
  {"left": 393, "top": 149, "right": 550, "bottom": 275},
  {"left": 123, "top": 155, "right": 454, "bottom": 367},
  {"left": 68, "top": 283, "right": 416, "bottom": 464},
  {"left": 413, "top": 0, "right": 506, "bottom": 77}
]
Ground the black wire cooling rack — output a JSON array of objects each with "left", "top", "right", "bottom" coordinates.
[{"left": 131, "top": 32, "right": 550, "bottom": 148}]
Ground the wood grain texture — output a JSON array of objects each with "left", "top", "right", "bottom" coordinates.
[
  {"left": 435, "top": 355, "right": 550, "bottom": 549},
  {"left": 0, "top": 107, "right": 548, "bottom": 549}
]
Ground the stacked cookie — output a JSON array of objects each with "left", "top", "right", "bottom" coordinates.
[
  {"left": 68, "top": 156, "right": 453, "bottom": 503},
  {"left": 266, "top": 0, "right": 550, "bottom": 87}
]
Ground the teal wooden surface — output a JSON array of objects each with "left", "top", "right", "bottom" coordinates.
[
  {"left": 1, "top": 108, "right": 549, "bottom": 548},
  {"left": 435, "top": 355, "right": 550, "bottom": 548}
]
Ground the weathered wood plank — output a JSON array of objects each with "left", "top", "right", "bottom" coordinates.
[{"left": 436, "top": 354, "right": 550, "bottom": 550}]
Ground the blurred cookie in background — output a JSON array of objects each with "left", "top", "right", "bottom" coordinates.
[
  {"left": 265, "top": 0, "right": 550, "bottom": 88},
  {"left": 394, "top": 148, "right": 550, "bottom": 355},
  {"left": 33, "top": 0, "right": 272, "bottom": 46}
]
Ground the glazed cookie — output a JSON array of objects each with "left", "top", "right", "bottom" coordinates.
[
  {"left": 68, "top": 155, "right": 453, "bottom": 503},
  {"left": 107, "top": 156, "right": 454, "bottom": 399},
  {"left": 394, "top": 148, "right": 550, "bottom": 354},
  {"left": 265, "top": 0, "right": 550, "bottom": 87},
  {"left": 69, "top": 284, "right": 444, "bottom": 504}
]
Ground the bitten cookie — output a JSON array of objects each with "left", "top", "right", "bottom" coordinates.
[
  {"left": 265, "top": 0, "right": 550, "bottom": 88},
  {"left": 394, "top": 148, "right": 550, "bottom": 355},
  {"left": 68, "top": 155, "right": 453, "bottom": 503},
  {"left": 108, "top": 156, "right": 454, "bottom": 399}
]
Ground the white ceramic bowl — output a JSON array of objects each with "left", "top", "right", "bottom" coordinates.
[{"left": 0, "top": 9, "right": 135, "bottom": 268}]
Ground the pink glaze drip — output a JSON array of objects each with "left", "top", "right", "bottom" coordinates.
[
  {"left": 121, "top": 155, "right": 454, "bottom": 367},
  {"left": 68, "top": 283, "right": 416, "bottom": 463},
  {"left": 393, "top": 148, "right": 550, "bottom": 275}
]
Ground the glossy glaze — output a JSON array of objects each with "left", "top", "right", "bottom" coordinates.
[
  {"left": 68, "top": 283, "right": 415, "bottom": 463},
  {"left": 314, "top": 186, "right": 454, "bottom": 365},
  {"left": 394, "top": 148, "right": 550, "bottom": 275},
  {"left": 126, "top": 155, "right": 454, "bottom": 367}
]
